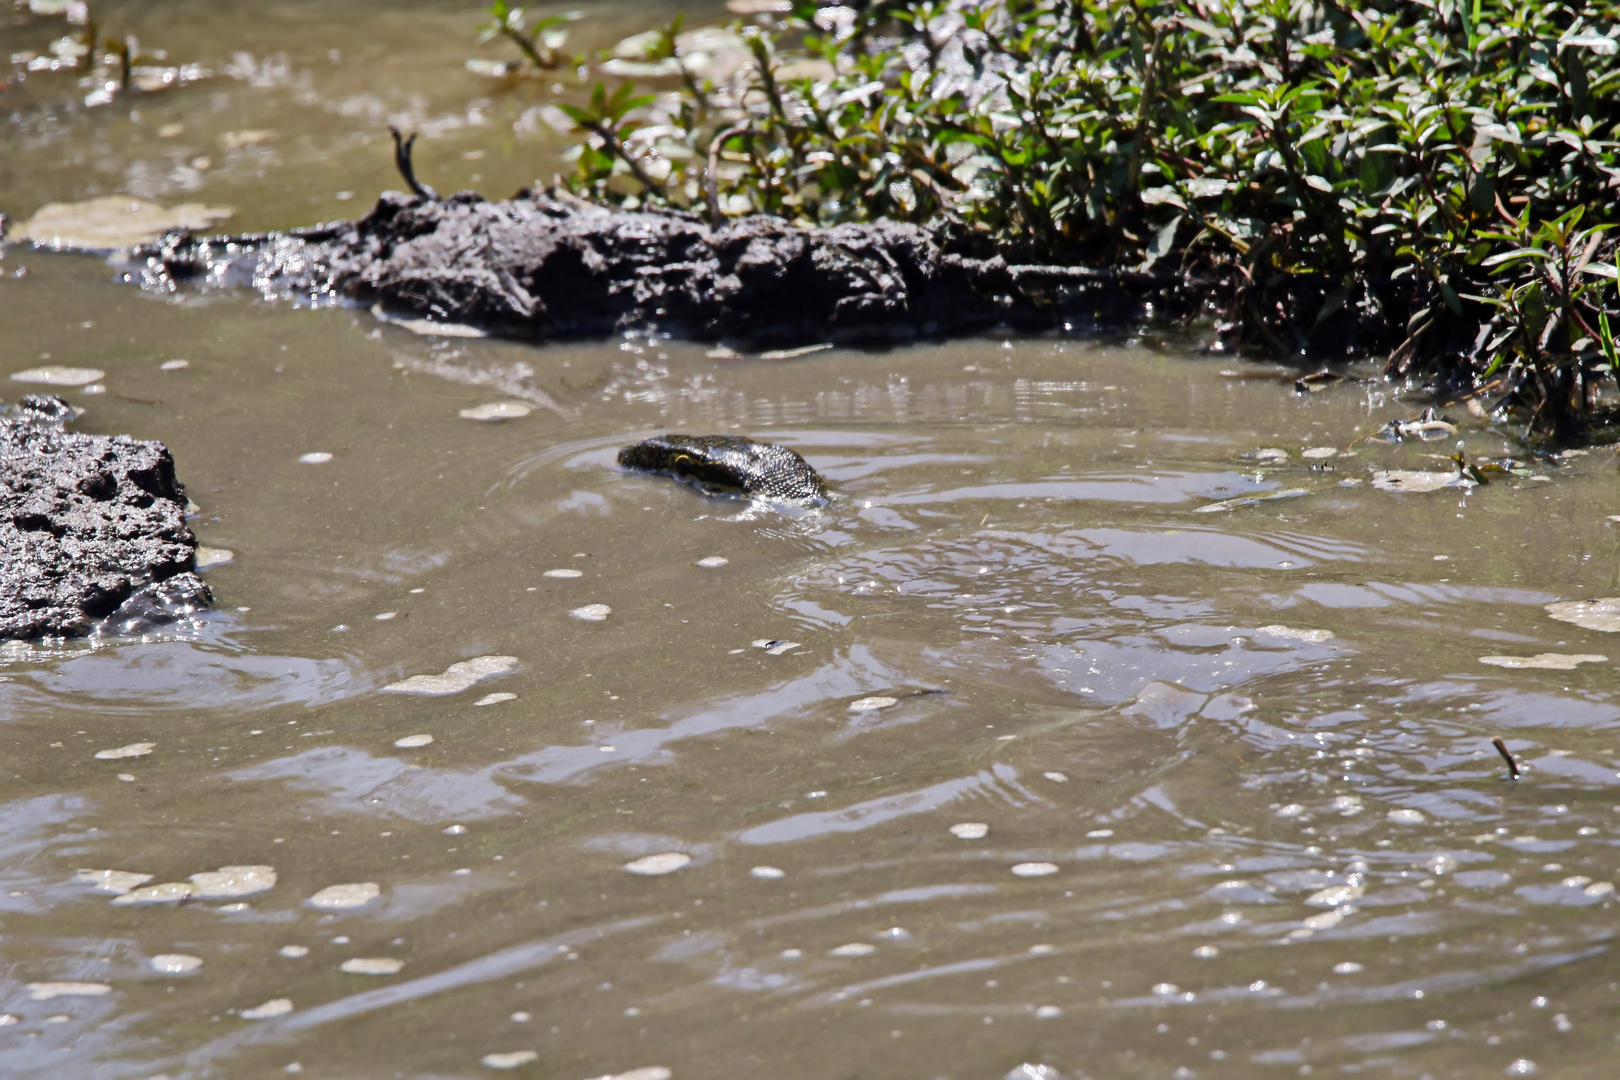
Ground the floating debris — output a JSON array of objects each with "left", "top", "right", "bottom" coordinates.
[
  {"left": 830, "top": 942, "right": 876, "bottom": 956},
  {"left": 696, "top": 556, "right": 729, "bottom": 568},
  {"left": 1043, "top": 772, "right": 1069, "bottom": 783},
  {"left": 1087, "top": 828, "right": 1115, "bottom": 838},
  {"left": 1245, "top": 447, "right": 1290, "bottom": 462},
  {"left": 94, "top": 742, "right": 154, "bottom": 760},
  {"left": 1255, "top": 625, "right": 1335, "bottom": 644},
  {"left": 241, "top": 998, "right": 293, "bottom": 1020},
  {"left": 382, "top": 655, "right": 519, "bottom": 696},
  {"left": 1035, "top": 1005, "right": 1063, "bottom": 1018},
  {"left": 1194, "top": 487, "right": 1311, "bottom": 513},
  {"left": 75, "top": 869, "right": 153, "bottom": 894},
  {"left": 160, "top": 359, "right": 190, "bottom": 371},
  {"left": 543, "top": 568, "right": 584, "bottom": 578},
  {"left": 190, "top": 865, "right": 276, "bottom": 899},
  {"left": 278, "top": 945, "right": 309, "bottom": 958},
  {"left": 460, "top": 402, "right": 533, "bottom": 421},
  {"left": 195, "top": 547, "right": 234, "bottom": 570},
  {"left": 849, "top": 696, "right": 898, "bottom": 711},
  {"left": 151, "top": 954, "right": 203, "bottom": 975},
  {"left": 298, "top": 452, "right": 333, "bottom": 465},
  {"left": 1294, "top": 370, "right": 1342, "bottom": 393},
  {"left": 481, "top": 1051, "right": 539, "bottom": 1070},
  {"left": 1378, "top": 407, "right": 1457, "bottom": 441},
  {"left": 307, "top": 882, "right": 380, "bottom": 910},
  {"left": 1369, "top": 469, "right": 1470, "bottom": 493},
  {"left": 1479, "top": 653, "right": 1606, "bottom": 670},
  {"left": 1332, "top": 961, "right": 1365, "bottom": 974},
  {"left": 1306, "top": 883, "right": 1364, "bottom": 908},
  {"left": 759, "top": 343, "right": 833, "bottom": 360},
  {"left": 1545, "top": 598, "right": 1620, "bottom": 633},
  {"left": 1493, "top": 737, "right": 1522, "bottom": 781},
  {"left": 394, "top": 734, "right": 434, "bottom": 748},
  {"left": 950, "top": 823, "right": 989, "bottom": 839},
  {"left": 752, "top": 639, "right": 800, "bottom": 656},
  {"left": 10, "top": 365, "right": 105, "bottom": 387},
  {"left": 340, "top": 958, "right": 404, "bottom": 975},
  {"left": 624, "top": 853, "right": 691, "bottom": 876},
  {"left": 1387, "top": 809, "right": 1426, "bottom": 825},
  {"left": 1011, "top": 862, "right": 1059, "bottom": 877},
  {"left": 14, "top": 197, "right": 231, "bottom": 252},
  {"left": 27, "top": 982, "right": 111, "bottom": 1000},
  {"left": 112, "top": 882, "right": 193, "bottom": 905},
  {"left": 475, "top": 693, "right": 517, "bottom": 706},
  {"left": 570, "top": 604, "right": 612, "bottom": 622},
  {"left": 750, "top": 866, "right": 785, "bottom": 879}
]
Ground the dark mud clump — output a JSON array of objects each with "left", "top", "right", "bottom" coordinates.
[
  {"left": 0, "top": 395, "right": 211, "bottom": 640},
  {"left": 618, "top": 433, "right": 828, "bottom": 503},
  {"left": 128, "top": 191, "right": 1174, "bottom": 348}
]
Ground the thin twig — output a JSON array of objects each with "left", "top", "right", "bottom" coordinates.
[
  {"left": 389, "top": 127, "right": 439, "bottom": 202},
  {"left": 1492, "top": 736, "right": 1520, "bottom": 780},
  {"left": 706, "top": 122, "right": 750, "bottom": 226}
]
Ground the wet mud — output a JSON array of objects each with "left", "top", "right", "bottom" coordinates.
[
  {"left": 128, "top": 190, "right": 1169, "bottom": 348},
  {"left": 0, "top": 394, "right": 209, "bottom": 640}
]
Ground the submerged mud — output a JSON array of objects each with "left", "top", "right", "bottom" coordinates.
[
  {"left": 0, "top": 394, "right": 209, "bottom": 640},
  {"left": 128, "top": 191, "right": 1172, "bottom": 347}
]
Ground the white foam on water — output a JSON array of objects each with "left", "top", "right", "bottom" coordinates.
[
  {"left": 1306, "top": 884, "right": 1364, "bottom": 907},
  {"left": 278, "top": 945, "right": 309, "bottom": 958},
  {"left": 298, "top": 452, "right": 334, "bottom": 464},
  {"left": 74, "top": 869, "right": 152, "bottom": 894},
  {"left": 830, "top": 943, "right": 876, "bottom": 957},
  {"left": 1255, "top": 625, "right": 1335, "bottom": 643},
  {"left": 950, "top": 823, "right": 989, "bottom": 839},
  {"left": 195, "top": 547, "right": 235, "bottom": 570},
  {"left": 307, "top": 882, "right": 380, "bottom": 910},
  {"left": 696, "top": 556, "right": 728, "bottom": 568},
  {"left": 1332, "top": 961, "right": 1365, "bottom": 974},
  {"left": 1035, "top": 1005, "right": 1062, "bottom": 1018},
  {"left": 27, "top": 982, "right": 111, "bottom": 1000},
  {"left": 459, "top": 401, "right": 533, "bottom": 421},
  {"left": 1388, "top": 809, "right": 1426, "bottom": 825},
  {"left": 112, "top": 882, "right": 193, "bottom": 905},
  {"left": 1193, "top": 946, "right": 1219, "bottom": 958},
  {"left": 160, "top": 359, "right": 189, "bottom": 371},
  {"left": 476, "top": 693, "right": 517, "bottom": 706},
  {"left": 1043, "top": 772, "right": 1068, "bottom": 782},
  {"left": 376, "top": 611, "right": 397, "bottom": 621},
  {"left": 382, "top": 655, "right": 519, "bottom": 696},
  {"left": 340, "top": 958, "right": 404, "bottom": 975},
  {"left": 394, "top": 734, "right": 434, "bottom": 748},
  {"left": 241, "top": 998, "right": 293, "bottom": 1020},
  {"left": 1086, "top": 829, "right": 1115, "bottom": 838},
  {"left": 151, "top": 954, "right": 203, "bottom": 974},
  {"left": 1011, "top": 862, "right": 1059, "bottom": 877},
  {"left": 480, "top": 1051, "right": 538, "bottom": 1069},
  {"left": 94, "top": 742, "right": 154, "bottom": 760},
  {"left": 624, "top": 853, "right": 691, "bottom": 876},
  {"left": 583, "top": 1068, "right": 672, "bottom": 1080},
  {"left": 1301, "top": 447, "right": 1337, "bottom": 459},
  {"left": 191, "top": 865, "right": 277, "bottom": 899},
  {"left": 849, "top": 696, "right": 898, "bottom": 711},
  {"left": 543, "top": 568, "right": 584, "bottom": 578},
  {"left": 571, "top": 604, "right": 612, "bottom": 622},
  {"left": 10, "top": 365, "right": 105, "bottom": 386},
  {"left": 750, "top": 866, "right": 785, "bottom": 879},
  {"left": 1546, "top": 598, "right": 1620, "bottom": 632},
  {"left": 1479, "top": 653, "right": 1607, "bottom": 670}
]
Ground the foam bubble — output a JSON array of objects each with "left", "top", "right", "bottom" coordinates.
[
  {"left": 307, "top": 882, "right": 380, "bottom": 910},
  {"left": 191, "top": 865, "right": 277, "bottom": 899},
  {"left": 570, "top": 604, "right": 612, "bottom": 622},
  {"left": 696, "top": 557, "right": 729, "bottom": 568},
  {"left": 459, "top": 402, "right": 533, "bottom": 421},
  {"left": 160, "top": 359, "right": 190, "bottom": 371},
  {"left": 830, "top": 943, "right": 876, "bottom": 957},
  {"left": 1332, "top": 961, "right": 1364, "bottom": 974},
  {"left": 750, "top": 866, "right": 786, "bottom": 879},
  {"left": 382, "top": 655, "right": 519, "bottom": 696},
  {"left": 340, "top": 958, "right": 404, "bottom": 975},
  {"left": 476, "top": 693, "right": 517, "bottom": 706},
  {"left": 1387, "top": 809, "right": 1426, "bottom": 825},
  {"left": 1011, "top": 862, "right": 1059, "bottom": 877},
  {"left": 394, "top": 734, "right": 434, "bottom": 748},
  {"left": 480, "top": 1051, "right": 538, "bottom": 1069},
  {"left": 10, "top": 365, "right": 104, "bottom": 386},
  {"left": 27, "top": 982, "right": 111, "bottom": 1000},
  {"left": 950, "top": 823, "right": 989, "bottom": 839},
  {"left": 1193, "top": 945, "right": 1219, "bottom": 958},
  {"left": 543, "top": 568, "right": 584, "bottom": 578},
  {"left": 94, "top": 742, "right": 154, "bottom": 760},
  {"left": 584, "top": 1068, "right": 671, "bottom": 1080},
  {"left": 298, "top": 452, "right": 333, "bottom": 465},
  {"left": 1479, "top": 653, "right": 1607, "bottom": 670},
  {"left": 1255, "top": 625, "right": 1335, "bottom": 643},
  {"left": 278, "top": 945, "right": 309, "bottom": 958},
  {"left": 74, "top": 869, "right": 153, "bottom": 894},
  {"left": 624, "top": 853, "right": 691, "bottom": 876},
  {"left": 241, "top": 998, "right": 293, "bottom": 1020},
  {"left": 1034, "top": 1005, "right": 1062, "bottom": 1018},
  {"left": 1306, "top": 884, "right": 1364, "bottom": 908},
  {"left": 112, "top": 881, "right": 193, "bottom": 905},
  {"left": 849, "top": 696, "right": 898, "bottom": 711},
  {"left": 151, "top": 954, "right": 203, "bottom": 974},
  {"left": 1546, "top": 598, "right": 1620, "bottom": 633}
]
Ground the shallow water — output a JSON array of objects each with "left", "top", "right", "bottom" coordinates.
[{"left": 6, "top": 5, "right": 1620, "bottom": 1080}]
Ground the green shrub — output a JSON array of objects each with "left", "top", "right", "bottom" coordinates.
[{"left": 496, "top": 0, "right": 1620, "bottom": 442}]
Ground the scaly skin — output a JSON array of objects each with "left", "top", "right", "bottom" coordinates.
[{"left": 617, "top": 434, "right": 828, "bottom": 503}]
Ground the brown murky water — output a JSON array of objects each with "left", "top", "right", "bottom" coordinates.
[{"left": 6, "top": 5, "right": 1620, "bottom": 1080}]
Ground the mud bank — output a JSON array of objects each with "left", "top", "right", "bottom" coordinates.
[
  {"left": 128, "top": 191, "right": 1173, "bottom": 347},
  {"left": 0, "top": 395, "right": 210, "bottom": 640}
]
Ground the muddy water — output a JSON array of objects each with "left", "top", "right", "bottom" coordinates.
[{"left": 6, "top": 6, "right": 1620, "bottom": 1080}]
